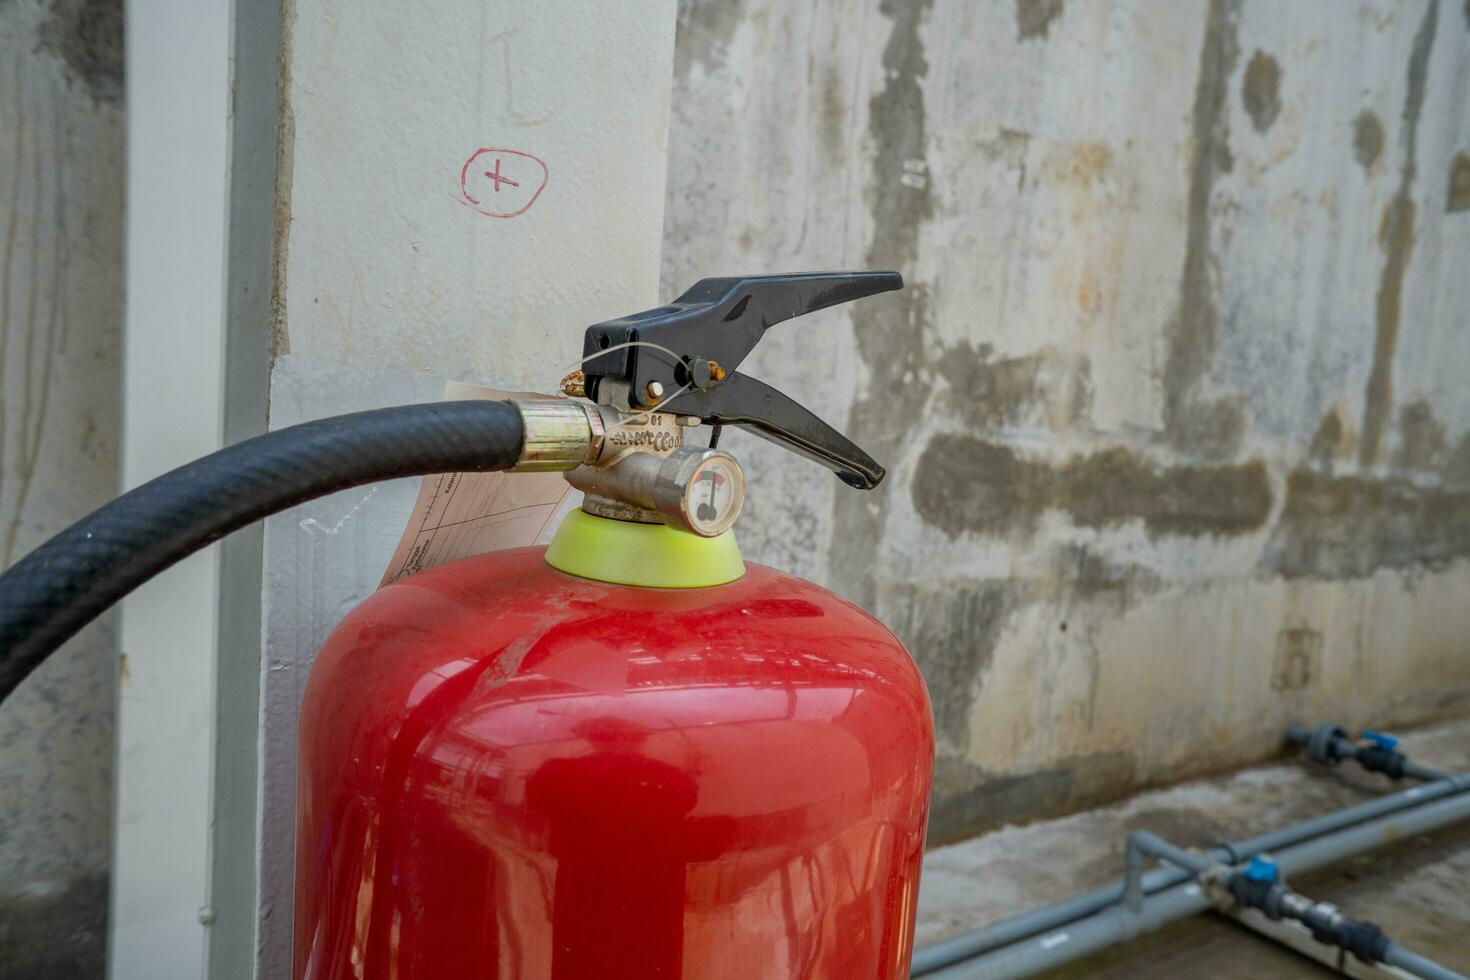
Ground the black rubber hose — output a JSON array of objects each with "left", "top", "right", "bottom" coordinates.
[{"left": 0, "top": 400, "right": 524, "bottom": 703}]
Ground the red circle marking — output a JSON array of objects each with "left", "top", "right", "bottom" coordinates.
[{"left": 458, "top": 148, "right": 548, "bottom": 219}]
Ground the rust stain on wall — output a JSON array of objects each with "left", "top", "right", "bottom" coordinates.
[
  {"left": 1272, "top": 627, "right": 1322, "bottom": 690},
  {"left": 1058, "top": 141, "right": 1112, "bottom": 184},
  {"left": 912, "top": 434, "right": 1272, "bottom": 539},
  {"left": 818, "top": 63, "right": 847, "bottom": 163}
]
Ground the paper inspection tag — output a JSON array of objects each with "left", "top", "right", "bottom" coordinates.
[{"left": 378, "top": 382, "right": 576, "bottom": 588}]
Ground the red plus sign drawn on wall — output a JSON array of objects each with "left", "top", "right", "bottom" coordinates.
[
  {"left": 482, "top": 158, "right": 520, "bottom": 192},
  {"left": 458, "top": 147, "right": 548, "bottom": 219}
]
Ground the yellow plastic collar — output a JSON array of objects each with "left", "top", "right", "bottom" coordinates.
[{"left": 545, "top": 509, "right": 744, "bottom": 588}]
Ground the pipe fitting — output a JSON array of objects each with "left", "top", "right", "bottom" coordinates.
[
  {"left": 1301, "top": 722, "right": 1351, "bottom": 767},
  {"left": 1290, "top": 720, "right": 1448, "bottom": 782},
  {"left": 1227, "top": 855, "right": 1289, "bottom": 918},
  {"left": 512, "top": 399, "right": 600, "bottom": 471},
  {"left": 1230, "top": 872, "right": 1391, "bottom": 965},
  {"left": 567, "top": 447, "right": 745, "bottom": 537},
  {"left": 1122, "top": 832, "right": 1208, "bottom": 912},
  {"left": 1355, "top": 742, "right": 1409, "bottom": 780}
]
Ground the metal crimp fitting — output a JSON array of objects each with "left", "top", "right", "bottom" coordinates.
[{"left": 512, "top": 399, "right": 602, "bottom": 471}]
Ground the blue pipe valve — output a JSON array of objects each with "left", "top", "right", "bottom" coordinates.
[
  {"left": 1360, "top": 730, "right": 1399, "bottom": 750},
  {"left": 1243, "top": 854, "right": 1279, "bottom": 883}
]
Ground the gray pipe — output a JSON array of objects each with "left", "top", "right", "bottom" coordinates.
[
  {"left": 926, "top": 789, "right": 1470, "bottom": 979},
  {"left": 1386, "top": 942, "right": 1469, "bottom": 980},
  {"left": 1122, "top": 832, "right": 1207, "bottom": 911},
  {"left": 910, "top": 773, "right": 1470, "bottom": 975},
  {"left": 926, "top": 873, "right": 1215, "bottom": 978},
  {"left": 1406, "top": 761, "right": 1448, "bottom": 781}
]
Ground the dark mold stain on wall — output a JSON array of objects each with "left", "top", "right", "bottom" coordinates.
[
  {"left": 1309, "top": 409, "right": 1347, "bottom": 465},
  {"left": 913, "top": 434, "right": 1273, "bottom": 540},
  {"left": 1448, "top": 152, "right": 1470, "bottom": 213},
  {"left": 884, "top": 582, "right": 1015, "bottom": 757},
  {"left": 1263, "top": 468, "right": 1470, "bottom": 580},
  {"left": 1058, "top": 544, "right": 1163, "bottom": 602},
  {"left": 1353, "top": 111, "right": 1385, "bottom": 171},
  {"left": 1360, "top": 0, "right": 1438, "bottom": 468},
  {"left": 929, "top": 751, "right": 1135, "bottom": 845},
  {"left": 1267, "top": 401, "right": 1470, "bottom": 578},
  {"left": 829, "top": 0, "right": 935, "bottom": 611},
  {"left": 935, "top": 344, "right": 1093, "bottom": 433},
  {"left": 672, "top": 0, "right": 745, "bottom": 80},
  {"left": 1241, "top": 50, "right": 1282, "bottom": 133},
  {"left": 39, "top": 0, "right": 122, "bottom": 102},
  {"left": 1161, "top": 0, "right": 1245, "bottom": 459},
  {"left": 1015, "top": 0, "right": 1065, "bottom": 42},
  {"left": 913, "top": 438, "right": 1053, "bottom": 537},
  {"left": 1395, "top": 399, "right": 1448, "bottom": 471}
]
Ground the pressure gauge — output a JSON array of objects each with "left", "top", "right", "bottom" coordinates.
[{"left": 654, "top": 449, "right": 746, "bottom": 537}]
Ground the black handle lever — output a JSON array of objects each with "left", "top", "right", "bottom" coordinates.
[
  {"left": 580, "top": 271, "right": 901, "bottom": 490},
  {"left": 672, "top": 373, "right": 884, "bottom": 489}
]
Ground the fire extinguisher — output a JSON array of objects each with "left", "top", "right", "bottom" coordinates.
[{"left": 0, "top": 272, "right": 934, "bottom": 979}]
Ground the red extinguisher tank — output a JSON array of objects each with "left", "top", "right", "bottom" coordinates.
[
  {"left": 295, "top": 270, "right": 933, "bottom": 977},
  {"left": 294, "top": 539, "right": 933, "bottom": 979}
]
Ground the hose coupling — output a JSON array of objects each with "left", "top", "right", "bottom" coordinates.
[{"left": 512, "top": 399, "right": 603, "bottom": 471}]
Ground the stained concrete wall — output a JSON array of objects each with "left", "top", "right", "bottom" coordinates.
[
  {"left": 664, "top": 0, "right": 1470, "bottom": 843},
  {"left": 0, "top": 0, "right": 122, "bottom": 961}
]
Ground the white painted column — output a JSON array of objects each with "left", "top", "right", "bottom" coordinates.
[{"left": 112, "top": 2, "right": 232, "bottom": 977}]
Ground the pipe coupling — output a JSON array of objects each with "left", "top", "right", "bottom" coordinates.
[{"left": 512, "top": 399, "right": 602, "bottom": 471}]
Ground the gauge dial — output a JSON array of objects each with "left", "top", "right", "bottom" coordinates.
[
  {"left": 684, "top": 454, "right": 744, "bottom": 536},
  {"left": 651, "top": 448, "right": 747, "bottom": 537}
]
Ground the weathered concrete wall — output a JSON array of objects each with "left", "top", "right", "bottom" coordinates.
[
  {"left": 0, "top": 0, "right": 122, "bottom": 931},
  {"left": 664, "top": 0, "right": 1470, "bottom": 842}
]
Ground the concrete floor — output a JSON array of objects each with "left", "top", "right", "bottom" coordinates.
[{"left": 916, "top": 718, "right": 1470, "bottom": 977}]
